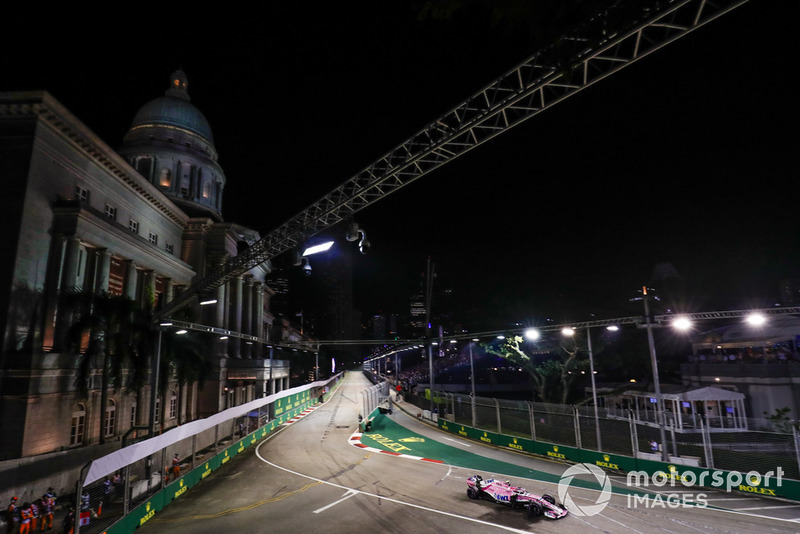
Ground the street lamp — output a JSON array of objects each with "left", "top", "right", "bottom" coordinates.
[
  {"left": 640, "top": 286, "right": 669, "bottom": 461},
  {"left": 524, "top": 328, "right": 540, "bottom": 341},
  {"left": 469, "top": 340, "right": 479, "bottom": 427},
  {"left": 148, "top": 321, "right": 174, "bottom": 437}
]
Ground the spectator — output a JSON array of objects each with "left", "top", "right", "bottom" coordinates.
[
  {"left": 29, "top": 500, "right": 39, "bottom": 532},
  {"left": 40, "top": 493, "right": 54, "bottom": 532},
  {"left": 19, "top": 502, "right": 32, "bottom": 534},
  {"left": 62, "top": 508, "right": 74, "bottom": 534},
  {"left": 171, "top": 454, "right": 180, "bottom": 480},
  {"left": 6, "top": 497, "right": 19, "bottom": 534}
]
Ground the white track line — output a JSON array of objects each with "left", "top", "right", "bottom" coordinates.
[{"left": 255, "top": 427, "right": 533, "bottom": 533}]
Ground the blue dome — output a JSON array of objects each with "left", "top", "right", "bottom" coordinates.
[{"left": 129, "top": 70, "right": 214, "bottom": 143}]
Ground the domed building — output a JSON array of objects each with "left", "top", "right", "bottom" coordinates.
[
  {"left": 118, "top": 70, "right": 225, "bottom": 222},
  {"left": 0, "top": 71, "right": 307, "bottom": 490}
]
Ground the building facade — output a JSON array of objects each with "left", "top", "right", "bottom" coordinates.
[{"left": 0, "top": 71, "right": 299, "bottom": 466}]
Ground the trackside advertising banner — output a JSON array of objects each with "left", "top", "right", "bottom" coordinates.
[{"left": 438, "top": 419, "right": 800, "bottom": 501}]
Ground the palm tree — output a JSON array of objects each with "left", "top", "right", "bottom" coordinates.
[
  {"left": 158, "top": 331, "right": 214, "bottom": 426},
  {"left": 64, "top": 291, "right": 150, "bottom": 445}
]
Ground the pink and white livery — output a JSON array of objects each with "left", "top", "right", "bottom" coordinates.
[{"left": 466, "top": 475, "right": 568, "bottom": 519}]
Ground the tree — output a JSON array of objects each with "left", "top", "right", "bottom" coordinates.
[
  {"left": 64, "top": 291, "right": 151, "bottom": 445},
  {"left": 158, "top": 330, "right": 214, "bottom": 426},
  {"left": 763, "top": 407, "right": 799, "bottom": 433},
  {"left": 4, "top": 281, "right": 43, "bottom": 353},
  {"left": 484, "top": 333, "right": 589, "bottom": 404}
]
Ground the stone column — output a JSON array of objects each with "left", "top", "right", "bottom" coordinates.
[
  {"left": 215, "top": 283, "right": 226, "bottom": 328},
  {"left": 43, "top": 235, "right": 67, "bottom": 352},
  {"left": 94, "top": 248, "right": 111, "bottom": 294},
  {"left": 164, "top": 278, "right": 174, "bottom": 305},
  {"left": 228, "top": 276, "right": 242, "bottom": 359},
  {"left": 60, "top": 235, "right": 82, "bottom": 293},
  {"left": 143, "top": 270, "right": 156, "bottom": 312},
  {"left": 124, "top": 261, "right": 138, "bottom": 301},
  {"left": 53, "top": 236, "right": 81, "bottom": 349},
  {"left": 242, "top": 277, "right": 253, "bottom": 358},
  {"left": 254, "top": 282, "right": 264, "bottom": 357}
]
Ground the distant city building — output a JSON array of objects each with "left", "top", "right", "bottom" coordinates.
[{"left": 409, "top": 288, "right": 427, "bottom": 338}]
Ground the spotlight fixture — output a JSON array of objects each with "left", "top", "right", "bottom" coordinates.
[
  {"left": 300, "top": 256, "right": 312, "bottom": 276},
  {"left": 345, "top": 222, "right": 370, "bottom": 254}
]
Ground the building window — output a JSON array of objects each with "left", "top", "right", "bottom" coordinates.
[
  {"left": 104, "top": 400, "right": 116, "bottom": 437},
  {"left": 130, "top": 402, "right": 137, "bottom": 428},
  {"left": 154, "top": 396, "right": 160, "bottom": 424},
  {"left": 105, "top": 204, "right": 116, "bottom": 220},
  {"left": 180, "top": 167, "right": 190, "bottom": 196},
  {"left": 75, "top": 186, "right": 90, "bottom": 202},
  {"left": 129, "top": 219, "right": 139, "bottom": 234},
  {"left": 159, "top": 168, "right": 171, "bottom": 187},
  {"left": 165, "top": 243, "right": 174, "bottom": 255},
  {"left": 136, "top": 156, "right": 153, "bottom": 179},
  {"left": 202, "top": 181, "right": 211, "bottom": 199},
  {"left": 70, "top": 404, "right": 86, "bottom": 446},
  {"left": 148, "top": 232, "right": 158, "bottom": 245},
  {"left": 169, "top": 391, "right": 177, "bottom": 419}
]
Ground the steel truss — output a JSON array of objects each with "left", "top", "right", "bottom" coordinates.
[
  {"left": 367, "top": 307, "right": 800, "bottom": 358},
  {"left": 158, "top": 0, "right": 751, "bottom": 320}
]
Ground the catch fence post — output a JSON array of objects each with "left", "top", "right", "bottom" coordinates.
[
  {"left": 793, "top": 426, "right": 800, "bottom": 477},
  {"left": 123, "top": 464, "right": 131, "bottom": 516},
  {"left": 700, "top": 417, "right": 714, "bottom": 469},
  {"left": 192, "top": 434, "right": 197, "bottom": 472},
  {"left": 629, "top": 410, "right": 639, "bottom": 457},
  {"left": 527, "top": 402, "right": 536, "bottom": 441},
  {"left": 74, "top": 461, "right": 91, "bottom": 534},
  {"left": 494, "top": 398, "right": 502, "bottom": 434}
]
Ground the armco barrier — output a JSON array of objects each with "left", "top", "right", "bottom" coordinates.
[
  {"left": 438, "top": 419, "right": 800, "bottom": 502},
  {"left": 81, "top": 376, "right": 342, "bottom": 534}
]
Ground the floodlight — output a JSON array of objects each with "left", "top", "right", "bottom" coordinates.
[
  {"left": 302, "top": 241, "right": 334, "bottom": 256},
  {"left": 523, "top": 328, "right": 540, "bottom": 341}
]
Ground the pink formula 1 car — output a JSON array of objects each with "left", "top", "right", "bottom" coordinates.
[{"left": 466, "top": 475, "right": 568, "bottom": 519}]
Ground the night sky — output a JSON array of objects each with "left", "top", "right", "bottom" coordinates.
[{"left": 4, "top": 2, "right": 797, "bottom": 330}]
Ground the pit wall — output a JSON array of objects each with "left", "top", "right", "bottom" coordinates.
[{"left": 438, "top": 420, "right": 800, "bottom": 502}]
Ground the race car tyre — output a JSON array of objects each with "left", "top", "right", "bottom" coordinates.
[
  {"left": 467, "top": 488, "right": 478, "bottom": 500},
  {"left": 528, "top": 503, "right": 542, "bottom": 517},
  {"left": 542, "top": 494, "right": 556, "bottom": 505}
]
